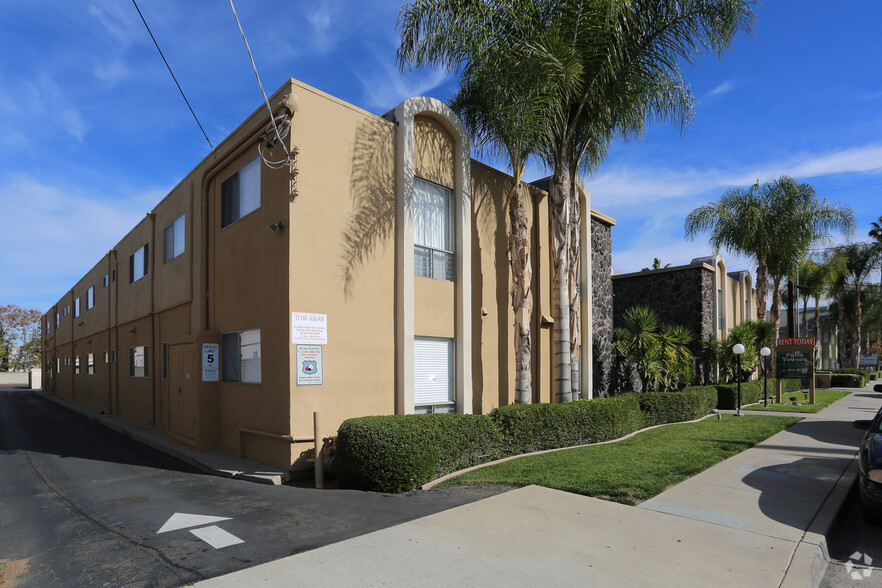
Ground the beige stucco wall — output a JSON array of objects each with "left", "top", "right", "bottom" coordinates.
[{"left": 42, "top": 77, "right": 607, "bottom": 473}]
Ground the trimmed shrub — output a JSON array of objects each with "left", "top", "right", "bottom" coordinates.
[
  {"left": 490, "top": 397, "right": 643, "bottom": 454},
  {"left": 830, "top": 374, "right": 865, "bottom": 388},
  {"left": 715, "top": 378, "right": 800, "bottom": 409},
  {"left": 336, "top": 414, "right": 505, "bottom": 493},
  {"left": 638, "top": 387, "right": 717, "bottom": 427}
]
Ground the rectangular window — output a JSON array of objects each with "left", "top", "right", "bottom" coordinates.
[
  {"left": 74, "top": 356, "right": 80, "bottom": 375},
  {"left": 57, "top": 358, "right": 61, "bottom": 373},
  {"left": 74, "top": 297, "right": 81, "bottom": 317},
  {"left": 112, "top": 269, "right": 116, "bottom": 282},
  {"left": 414, "top": 337, "right": 455, "bottom": 414},
  {"left": 717, "top": 290, "right": 723, "bottom": 331},
  {"left": 103, "top": 274, "right": 109, "bottom": 287},
  {"left": 104, "top": 351, "right": 109, "bottom": 363},
  {"left": 162, "top": 343, "right": 168, "bottom": 378},
  {"left": 112, "top": 349, "right": 117, "bottom": 363},
  {"left": 222, "top": 329, "right": 261, "bottom": 383},
  {"left": 163, "top": 214, "right": 186, "bottom": 262},
  {"left": 130, "top": 346, "right": 148, "bottom": 378},
  {"left": 413, "top": 178, "right": 454, "bottom": 281},
  {"left": 56, "top": 313, "right": 60, "bottom": 327},
  {"left": 46, "top": 318, "right": 51, "bottom": 334},
  {"left": 130, "top": 244, "right": 148, "bottom": 283},
  {"left": 86, "top": 286, "right": 95, "bottom": 310},
  {"left": 221, "top": 157, "right": 261, "bottom": 228},
  {"left": 87, "top": 353, "right": 95, "bottom": 375}
]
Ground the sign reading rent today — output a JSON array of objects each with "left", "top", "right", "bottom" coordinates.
[{"left": 775, "top": 337, "right": 816, "bottom": 380}]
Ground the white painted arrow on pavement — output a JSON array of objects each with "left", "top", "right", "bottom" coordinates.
[{"left": 158, "top": 513, "right": 244, "bottom": 549}]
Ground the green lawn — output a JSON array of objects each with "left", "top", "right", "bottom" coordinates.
[
  {"left": 741, "top": 388, "right": 851, "bottom": 413},
  {"left": 435, "top": 414, "right": 801, "bottom": 505}
]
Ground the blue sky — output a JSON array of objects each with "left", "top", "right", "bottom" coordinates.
[{"left": 1, "top": 1, "right": 880, "bottom": 313}]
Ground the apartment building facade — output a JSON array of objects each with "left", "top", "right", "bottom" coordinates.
[{"left": 42, "top": 79, "right": 616, "bottom": 471}]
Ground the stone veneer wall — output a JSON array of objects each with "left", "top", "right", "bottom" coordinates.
[
  {"left": 612, "top": 266, "right": 713, "bottom": 337},
  {"left": 591, "top": 218, "right": 613, "bottom": 397}
]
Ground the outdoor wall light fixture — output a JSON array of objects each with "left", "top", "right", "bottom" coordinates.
[
  {"left": 733, "top": 343, "right": 745, "bottom": 416},
  {"left": 268, "top": 220, "right": 285, "bottom": 233},
  {"left": 760, "top": 346, "right": 771, "bottom": 407}
]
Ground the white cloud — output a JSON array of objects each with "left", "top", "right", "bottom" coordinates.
[
  {"left": 91, "top": 58, "right": 131, "bottom": 86},
  {"left": 358, "top": 59, "right": 450, "bottom": 110},
  {"left": 707, "top": 81, "right": 735, "bottom": 98},
  {"left": 587, "top": 143, "right": 882, "bottom": 208},
  {"left": 0, "top": 176, "right": 162, "bottom": 310}
]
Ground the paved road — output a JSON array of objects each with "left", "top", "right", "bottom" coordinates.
[{"left": 0, "top": 388, "right": 505, "bottom": 586}]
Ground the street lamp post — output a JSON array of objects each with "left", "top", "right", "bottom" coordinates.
[
  {"left": 760, "top": 346, "right": 771, "bottom": 408},
  {"left": 733, "top": 343, "right": 745, "bottom": 416}
]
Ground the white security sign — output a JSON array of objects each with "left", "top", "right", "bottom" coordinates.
[
  {"left": 296, "top": 345, "right": 323, "bottom": 386},
  {"left": 292, "top": 312, "right": 328, "bottom": 344},
  {"left": 202, "top": 343, "right": 219, "bottom": 382}
]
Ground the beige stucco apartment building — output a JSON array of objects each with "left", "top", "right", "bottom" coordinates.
[{"left": 42, "top": 79, "right": 616, "bottom": 472}]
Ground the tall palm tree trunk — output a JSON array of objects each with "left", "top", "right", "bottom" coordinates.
[
  {"left": 769, "top": 276, "right": 783, "bottom": 334},
  {"left": 509, "top": 183, "right": 533, "bottom": 403},
  {"left": 836, "top": 292, "right": 848, "bottom": 368},
  {"left": 755, "top": 256, "right": 769, "bottom": 321},
  {"left": 851, "top": 285, "right": 863, "bottom": 368},
  {"left": 551, "top": 159, "right": 572, "bottom": 403},
  {"left": 568, "top": 183, "right": 581, "bottom": 401}
]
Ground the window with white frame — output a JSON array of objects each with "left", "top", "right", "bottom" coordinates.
[
  {"left": 163, "top": 214, "right": 186, "bottom": 262},
  {"left": 74, "top": 297, "right": 81, "bottom": 317},
  {"left": 74, "top": 356, "right": 80, "bottom": 375},
  {"left": 414, "top": 337, "right": 454, "bottom": 414},
  {"left": 222, "top": 329, "right": 261, "bottom": 383},
  {"left": 413, "top": 178, "right": 454, "bottom": 281},
  {"left": 87, "top": 353, "right": 95, "bottom": 375},
  {"left": 86, "top": 286, "right": 95, "bottom": 310},
  {"left": 221, "top": 157, "right": 260, "bottom": 228},
  {"left": 130, "top": 346, "right": 148, "bottom": 378},
  {"left": 130, "top": 244, "right": 148, "bottom": 283}
]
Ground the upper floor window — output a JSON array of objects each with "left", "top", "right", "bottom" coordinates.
[
  {"left": 414, "top": 178, "right": 454, "bottom": 281},
  {"left": 221, "top": 157, "right": 260, "bottom": 228},
  {"left": 86, "top": 286, "right": 95, "bottom": 310},
  {"left": 103, "top": 274, "right": 109, "bottom": 287},
  {"left": 74, "top": 297, "right": 81, "bottom": 317},
  {"left": 164, "top": 214, "right": 186, "bottom": 262},
  {"left": 130, "top": 244, "right": 148, "bottom": 283},
  {"left": 56, "top": 313, "right": 60, "bottom": 327}
]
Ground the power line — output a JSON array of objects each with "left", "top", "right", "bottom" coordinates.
[{"left": 132, "top": 0, "right": 214, "bottom": 152}]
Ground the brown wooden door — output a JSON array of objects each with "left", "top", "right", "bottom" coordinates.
[{"left": 168, "top": 345, "right": 196, "bottom": 441}]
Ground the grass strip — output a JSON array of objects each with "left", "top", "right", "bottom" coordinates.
[
  {"left": 741, "top": 389, "right": 851, "bottom": 413},
  {"left": 436, "top": 414, "right": 801, "bottom": 505}
]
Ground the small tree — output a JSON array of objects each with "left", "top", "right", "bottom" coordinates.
[
  {"left": 697, "top": 332, "right": 721, "bottom": 384},
  {"left": 613, "top": 306, "right": 694, "bottom": 393}
]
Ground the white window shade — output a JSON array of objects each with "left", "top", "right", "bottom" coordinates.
[
  {"left": 414, "top": 178, "right": 452, "bottom": 252},
  {"left": 240, "top": 329, "right": 261, "bottom": 383},
  {"left": 414, "top": 337, "right": 454, "bottom": 409}
]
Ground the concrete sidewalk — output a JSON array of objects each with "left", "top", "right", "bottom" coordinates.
[{"left": 196, "top": 386, "right": 882, "bottom": 588}]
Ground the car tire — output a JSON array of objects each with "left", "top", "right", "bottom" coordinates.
[{"left": 874, "top": 384, "right": 882, "bottom": 393}]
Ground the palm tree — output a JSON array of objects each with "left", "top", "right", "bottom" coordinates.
[
  {"left": 836, "top": 242, "right": 882, "bottom": 367},
  {"left": 614, "top": 306, "right": 661, "bottom": 393},
  {"left": 870, "top": 215, "right": 882, "bottom": 291},
  {"left": 823, "top": 249, "right": 850, "bottom": 368},
  {"left": 685, "top": 176, "right": 855, "bottom": 329},
  {"left": 697, "top": 332, "right": 721, "bottom": 384},
  {"left": 449, "top": 31, "right": 563, "bottom": 404},
  {"left": 399, "top": 0, "right": 757, "bottom": 403}
]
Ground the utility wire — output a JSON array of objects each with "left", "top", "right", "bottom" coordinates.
[
  {"left": 228, "top": 0, "right": 292, "bottom": 168},
  {"left": 132, "top": 0, "right": 214, "bottom": 151}
]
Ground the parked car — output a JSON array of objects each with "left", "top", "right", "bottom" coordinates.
[{"left": 853, "top": 406, "right": 882, "bottom": 523}]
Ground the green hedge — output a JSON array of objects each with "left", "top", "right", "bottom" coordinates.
[
  {"left": 336, "top": 389, "right": 725, "bottom": 493},
  {"left": 489, "top": 397, "right": 643, "bottom": 454},
  {"left": 830, "top": 374, "right": 865, "bottom": 388},
  {"left": 715, "top": 378, "right": 801, "bottom": 409},
  {"left": 638, "top": 387, "right": 718, "bottom": 427},
  {"left": 336, "top": 414, "right": 505, "bottom": 493}
]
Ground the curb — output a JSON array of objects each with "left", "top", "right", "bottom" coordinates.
[{"left": 780, "top": 460, "right": 859, "bottom": 588}]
